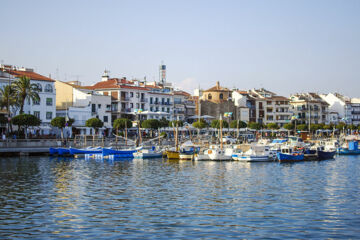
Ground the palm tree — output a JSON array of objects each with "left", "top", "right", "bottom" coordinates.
[
  {"left": 11, "top": 76, "right": 40, "bottom": 114},
  {"left": 0, "top": 85, "right": 16, "bottom": 114}
]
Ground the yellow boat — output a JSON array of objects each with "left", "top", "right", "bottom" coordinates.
[{"left": 166, "top": 150, "right": 180, "bottom": 159}]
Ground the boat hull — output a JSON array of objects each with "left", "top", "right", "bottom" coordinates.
[
  {"left": 318, "top": 150, "right": 336, "bottom": 160},
  {"left": 102, "top": 148, "right": 137, "bottom": 156},
  {"left": 133, "top": 152, "right": 163, "bottom": 159},
  {"left": 69, "top": 147, "right": 102, "bottom": 155},
  {"left": 233, "top": 155, "right": 270, "bottom": 162},
  {"left": 166, "top": 151, "right": 180, "bottom": 159},
  {"left": 338, "top": 148, "right": 360, "bottom": 155},
  {"left": 277, "top": 152, "right": 304, "bottom": 162}
]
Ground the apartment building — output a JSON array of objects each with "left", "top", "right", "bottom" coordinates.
[{"left": 290, "top": 93, "right": 329, "bottom": 124}]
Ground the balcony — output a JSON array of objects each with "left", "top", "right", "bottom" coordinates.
[
  {"left": 140, "top": 98, "right": 148, "bottom": 103},
  {"left": 121, "top": 108, "right": 132, "bottom": 113},
  {"left": 352, "top": 111, "right": 360, "bottom": 115},
  {"left": 121, "top": 97, "right": 130, "bottom": 101}
]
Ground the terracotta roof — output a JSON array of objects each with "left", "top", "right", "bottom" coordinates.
[
  {"left": 204, "top": 85, "right": 230, "bottom": 92},
  {"left": 6, "top": 70, "right": 55, "bottom": 82},
  {"left": 173, "top": 90, "right": 190, "bottom": 96},
  {"left": 89, "top": 79, "right": 150, "bottom": 91},
  {"left": 236, "top": 90, "right": 248, "bottom": 94}
]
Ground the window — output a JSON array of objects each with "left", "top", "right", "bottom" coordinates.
[
  {"left": 130, "top": 103, "right": 133, "bottom": 108},
  {"left": 45, "top": 84, "right": 53, "bottom": 93},
  {"left": 219, "top": 93, "right": 223, "bottom": 99},
  {"left": 46, "top": 98, "right": 52, "bottom": 106},
  {"left": 130, "top": 92, "right": 134, "bottom": 98},
  {"left": 34, "top": 111, "right": 40, "bottom": 119},
  {"left": 136, "top": 103, "right": 139, "bottom": 108},
  {"left": 46, "top": 112, "right": 52, "bottom": 120},
  {"left": 33, "top": 98, "right": 40, "bottom": 105},
  {"left": 162, "top": 107, "right": 165, "bottom": 112},
  {"left": 208, "top": 94, "right": 212, "bottom": 100},
  {"left": 136, "top": 92, "right": 139, "bottom": 98},
  {"left": 150, "top": 97, "right": 153, "bottom": 104},
  {"left": 106, "top": 104, "right": 111, "bottom": 111},
  {"left": 36, "top": 83, "right": 42, "bottom": 92},
  {"left": 98, "top": 104, "right": 101, "bottom": 109},
  {"left": 92, "top": 104, "right": 96, "bottom": 112},
  {"left": 150, "top": 107, "right": 153, "bottom": 111},
  {"left": 104, "top": 116, "right": 108, "bottom": 123}
]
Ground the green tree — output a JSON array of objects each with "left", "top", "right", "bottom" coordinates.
[
  {"left": 0, "top": 85, "right": 17, "bottom": 115},
  {"left": 230, "top": 120, "right": 247, "bottom": 128},
  {"left": 283, "top": 123, "right": 294, "bottom": 130},
  {"left": 297, "top": 124, "right": 308, "bottom": 131},
  {"left": 50, "top": 117, "right": 75, "bottom": 139},
  {"left": 211, "top": 119, "right": 229, "bottom": 129},
  {"left": 159, "top": 117, "right": 169, "bottom": 128},
  {"left": 266, "top": 122, "right": 279, "bottom": 129},
  {"left": 142, "top": 119, "right": 160, "bottom": 129},
  {"left": 113, "top": 118, "right": 132, "bottom": 130},
  {"left": 11, "top": 76, "right": 41, "bottom": 114},
  {"left": 193, "top": 120, "right": 208, "bottom": 129},
  {"left": 336, "top": 122, "right": 346, "bottom": 130},
  {"left": 85, "top": 118, "right": 103, "bottom": 134},
  {"left": 12, "top": 114, "right": 41, "bottom": 138},
  {"left": 348, "top": 124, "right": 357, "bottom": 130},
  {"left": 248, "top": 122, "right": 262, "bottom": 130},
  {"left": 169, "top": 120, "right": 183, "bottom": 127}
]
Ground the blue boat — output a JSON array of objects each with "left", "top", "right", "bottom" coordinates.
[
  {"left": 338, "top": 141, "right": 360, "bottom": 155},
  {"left": 69, "top": 147, "right": 103, "bottom": 155},
  {"left": 49, "top": 147, "right": 58, "bottom": 155},
  {"left": 57, "top": 148, "right": 71, "bottom": 156},
  {"left": 317, "top": 148, "right": 336, "bottom": 160},
  {"left": 102, "top": 147, "right": 138, "bottom": 157},
  {"left": 277, "top": 146, "right": 304, "bottom": 162}
]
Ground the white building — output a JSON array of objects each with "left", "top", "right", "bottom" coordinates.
[
  {"left": 55, "top": 80, "right": 112, "bottom": 128},
  {"left": 290, "top": 93, "right": 329, "bottom": 125},
  {"left": 0, "top": 65, "right": 56, "bottom": 130}
]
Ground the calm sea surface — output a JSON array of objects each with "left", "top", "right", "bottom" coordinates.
[{"left": 0, "top": 155, "right": 360, "bottom": 239}]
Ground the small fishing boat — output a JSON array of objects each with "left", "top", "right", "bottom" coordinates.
[
  {"left": 179, "top": 141, "right": 200, "bottom": 160},
  {"left": 49, "top": 147, "right": 58, "bottom": 155},
  {"left": 338, "top": 141, "right": 360, "bottom": 155},
  {"left": 69, "top": 147, "right": 103, "bottom": 155},
  {"left": 233, "top": 145, "right": 271, "bottom": 162},
  {"left": 133, "top": 147, "right": 163, "bottom": 159},
  {"left": 304, "top": 147, "right": 318, "bottom": 161},
  {"left": 277, "top": 146, "right": 304, "bottom": 162},
  {"left": 317, "top": 146, "right": 336, "bottom": 160},
  {"left": 49, "top": 147, "right": 71, "bottom": 156},
  {"left": 102, "top": 147, "right": 138, "bottom": 157}
]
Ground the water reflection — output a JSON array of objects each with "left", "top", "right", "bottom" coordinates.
[{"left": 0, "top": 155, "right": 359, "bottom": 239}]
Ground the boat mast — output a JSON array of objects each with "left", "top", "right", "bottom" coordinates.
[{"left": 220, "top": 115, "right": 223, "bottom": 150}]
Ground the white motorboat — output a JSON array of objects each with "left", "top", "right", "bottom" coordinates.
[{"left": 233, "top": 145, "right": 271, "bottom": 162}]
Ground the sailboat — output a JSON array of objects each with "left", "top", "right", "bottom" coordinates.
[
  {"left": 166, "top": 119, "right": 180, "bottom": 159},
  {"left": 196, "top": 115, "right": 233, "bottom": 161}
]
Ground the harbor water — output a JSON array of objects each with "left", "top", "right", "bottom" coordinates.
[{"left": 0, "top": 155, "right": 359, "bottom": 239}]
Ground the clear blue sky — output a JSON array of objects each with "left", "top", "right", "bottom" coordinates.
[{"left": 1, "top": 0, "right": 360, "bottom": 97}]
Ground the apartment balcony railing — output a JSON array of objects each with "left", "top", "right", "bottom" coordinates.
[
  {"left": 121, "top": 97, "right": 130, "bottom": 101},
  {"left": 352, "top": 111, "right": 360, "bottom": 115}
]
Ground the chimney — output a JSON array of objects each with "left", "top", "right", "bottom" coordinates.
[{"left": 216, "top": 81, "right": 220, "bottom": 89}]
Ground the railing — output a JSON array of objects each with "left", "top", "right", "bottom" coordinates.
[
  {"left": 140, "top": 98, "right": 148, "bottom": 103},
  {"left": 121, "top": 97, "right": 130, "bottom": 101}
]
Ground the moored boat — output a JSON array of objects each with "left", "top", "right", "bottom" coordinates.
[
  {"left": 233, "top": 145, "right": 271, "bottom": 162},
  {"left": 317, "top": 146, "right": 336, "bottom": 160},
  {"left": 102, "top": 147, "right": 138, "bottom": 157},
  {"left": 277, "top": 146, "right": 304, "bottom": 162}
]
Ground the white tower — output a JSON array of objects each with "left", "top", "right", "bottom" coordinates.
[{"left": 159, "top": 64, "right": 166, "bottom": 85}]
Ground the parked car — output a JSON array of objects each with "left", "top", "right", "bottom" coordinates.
[{"left": 222, "top": 136, "right": 237, "bottom": 144}]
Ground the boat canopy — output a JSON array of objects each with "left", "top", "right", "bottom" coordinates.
[{"left": 271, "top": 139, "right": 287, "bottom": 144}]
